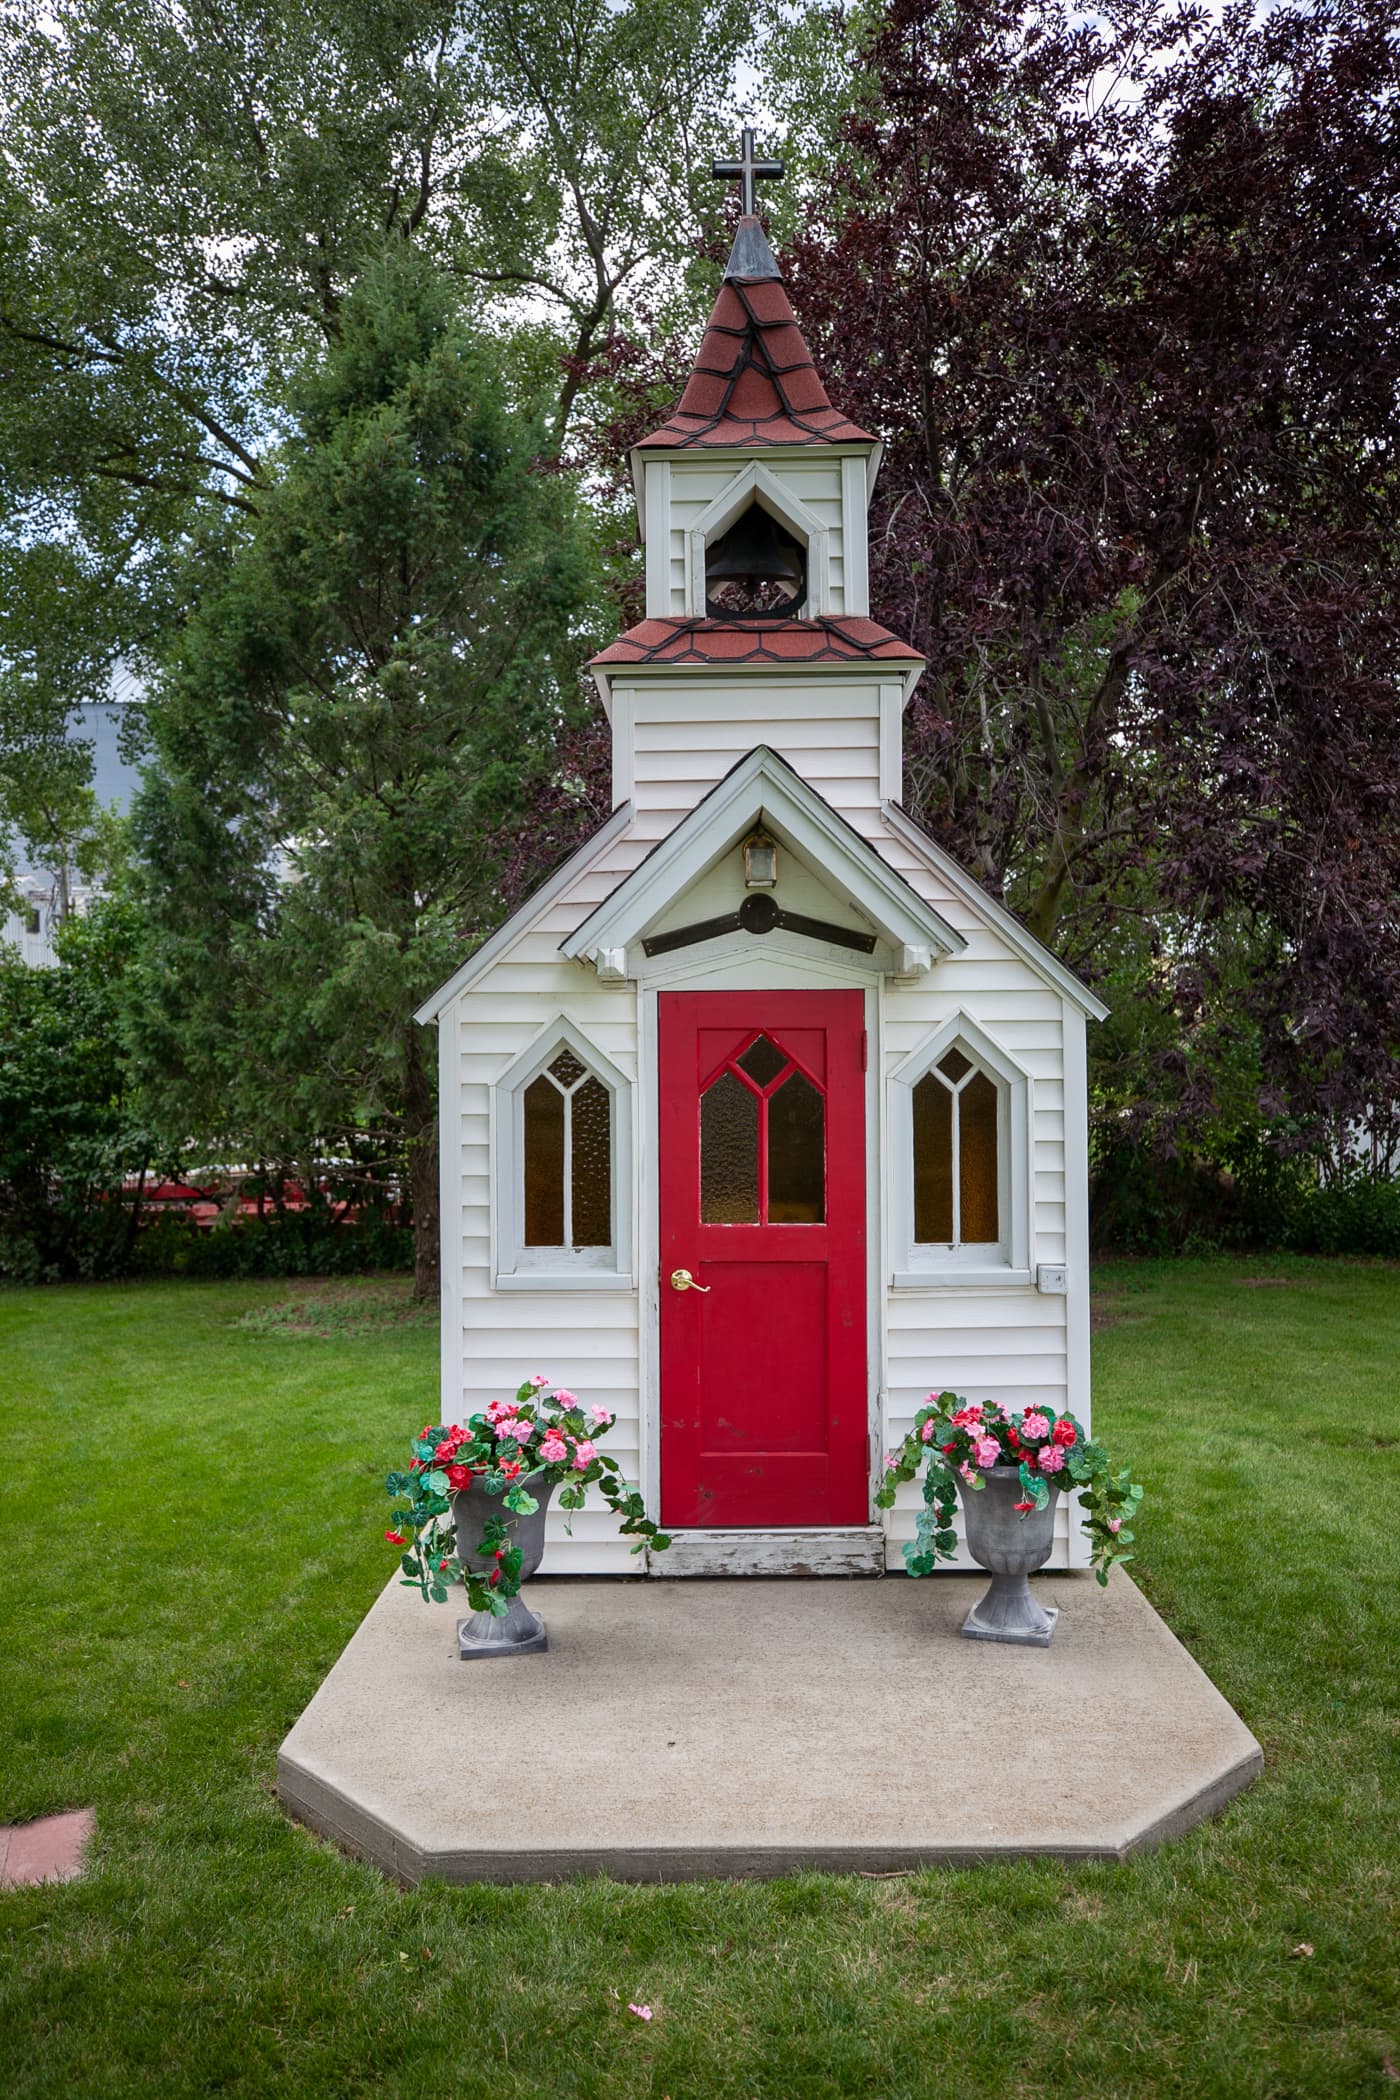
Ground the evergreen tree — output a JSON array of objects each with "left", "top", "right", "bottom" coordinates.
[{"left": 127, "top": 252, "right": 596, "bottom": 1294}]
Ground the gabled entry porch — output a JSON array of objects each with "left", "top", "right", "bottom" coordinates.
[{"left": 278, "top": 1571, "right": 1262, "bottom": 1885}]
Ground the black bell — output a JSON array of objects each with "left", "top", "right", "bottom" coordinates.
[{"left": 705, "top": 505, "right": 806, "bottom": 618}]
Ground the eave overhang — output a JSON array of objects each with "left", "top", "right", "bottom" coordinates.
[{"left": 560, "top": 747, "right": 964, "bottom": 980}]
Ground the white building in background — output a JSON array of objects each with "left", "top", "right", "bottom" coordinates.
[{"left": 1, "top": 679, "right": 144, "bottom": 967}]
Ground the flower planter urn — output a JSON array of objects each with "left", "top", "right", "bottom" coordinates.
[
  {"left": 955, "top": 1466, "right": 1062, "bottom": 1647},
  {"left": 451, "top": 1474, "right": 557, "bottom": 1661}
]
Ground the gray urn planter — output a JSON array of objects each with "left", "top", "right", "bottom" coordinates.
[
  {"left": 955, "top": 1465, "right": 1062, "bottom": 1647},
  {"left": 451, "top": 1473, "right": 557, "bottom": 1661}
]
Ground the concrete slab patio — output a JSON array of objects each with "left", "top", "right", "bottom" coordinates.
[{"left": 279, "top": 1571, "right": 1262, "bottom": 1884}]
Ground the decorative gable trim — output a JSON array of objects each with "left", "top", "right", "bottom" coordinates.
[
  {"left": 560, "top": 748, "right": 964, "bottom": 977},
  {"left": 413, "top": 802, "right": 634, "bottom": 1024},
  {"left": 682, "top": 461, "right": 831, "bottom": 617},
  {"left": 880, "top": 800, "right": 1110, "bottom": 1023}
]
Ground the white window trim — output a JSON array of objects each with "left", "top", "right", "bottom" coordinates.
[
  {"left": 890, "top": 1013, "right": 1031, "bottom": 1289},
  {"left": 491, "top": 1017, "right": 634, "bottom": 1292}
]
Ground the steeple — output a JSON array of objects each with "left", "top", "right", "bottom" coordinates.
[
  {"left": 635, "top": 267, "right": 876, "bottom": 451},
  {"left": 636, "top": 125, "right": 875, "bottom": 453}
]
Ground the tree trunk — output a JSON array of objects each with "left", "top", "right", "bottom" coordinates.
[
  {"left": 124, "top": 1155, "right": 148, "bottom": 1259},
  {"left": 404, "top": 1023, "right": 440, "bottom": 1302}
]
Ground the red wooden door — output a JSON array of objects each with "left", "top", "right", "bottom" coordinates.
[{"left": 658, "top": 990, "right": 869, "bottom": 1528}]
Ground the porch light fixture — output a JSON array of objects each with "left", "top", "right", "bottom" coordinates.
[{"left": 743, "top": 826, "right": 778, "bottom": 889}]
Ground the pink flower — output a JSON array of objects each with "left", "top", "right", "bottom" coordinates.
[
  {"left": 959, "top": 1461, "right": 976, "bottom": 1483},
  {"left": 920, "top": 1418, "right": 938, "bottom": 1443},
  {"left": 553, "top": 1387, "right": 579, "bottom": 1408},
  {"left": 485, "top": 1400, "right": 518, "bottom": 1423},
  {"left": 973, "top": 1434, "right": 1000, "bottom": 1469},
  {"left": 587, "top": 1404, "right": 613, "bottom": 1427},
  {"left": 571, "top": 1440, "right": 597, "bottom": 1468},
  {"left": 538, "top": 1432, "right": 568, "bottom": 1464},
  {"left": 1037, "top": 1443, "right": 1066, "bottom": 1474},
  {"left": 1052, "top": 1419, "right": 1077, "bottom": 1447},
  {"left": 1021, "top": 1411, "right": 1051, "bottom": 1441},
  {"left": 627, "top": 2004, "right": 653, "bottom": 2022},
  {"left": 1108, "top": 1517, "right": 1122, "bottom": 1534},
  {"left": 500, "top": 1418, "right": 534, "bottom": 1444},
  {"left": 529, "top": 1373, "right": 550, "bottom": 1388}
]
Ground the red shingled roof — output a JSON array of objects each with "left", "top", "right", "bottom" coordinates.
[
  {"left": 591, "top": 617, "right": 923, "bottom": 668},
  {"left": 637, "top": 272, "right": 875, "bottom": 452}
]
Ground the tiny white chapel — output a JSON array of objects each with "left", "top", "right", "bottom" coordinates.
[{"left": 416, "top": 136, "right": 1108, "bottom": 1582}]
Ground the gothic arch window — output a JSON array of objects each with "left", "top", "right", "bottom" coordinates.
[
  {"left": 493, "top": 1021, "right": 632, "bottom": 1289},
  {"left": 892, "top": 1017, "right": 1031, "bottom": 1287}
]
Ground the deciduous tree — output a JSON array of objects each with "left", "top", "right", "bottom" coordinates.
[
  {"left": 785, "top": 0, "right": 1400, "bottom": 1156},
  {"left": 0, "top": 0, "right": 752, "bottom": 850}
]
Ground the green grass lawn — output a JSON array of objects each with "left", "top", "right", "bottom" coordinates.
[{"left": 1, "top": 1261, "right": 1397, "bottom": 2099}]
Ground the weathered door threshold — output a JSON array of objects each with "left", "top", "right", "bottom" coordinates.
[{"left": 648, "top": 1527, "right": 886, "bottom": 1578}]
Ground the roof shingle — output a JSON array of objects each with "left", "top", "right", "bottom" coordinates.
[
  {"left": 636, "top": 255, "right": 875, "bottom": 453},
  {"left": 591, "top": 617, "right": 924, "bottom": 668}
]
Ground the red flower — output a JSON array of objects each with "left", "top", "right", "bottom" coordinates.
[
  {"left": 446, "top": 1464, "right": 473, "bottom": 1492},
  {"left": 1052, "top": 1420, "right": 1077, "bottom": 1447},
  {"left": 1006, "top": 1427, "right": 1021, "bottom": 1448},
  {"left": 438, "top": 1557, "right": 450, "bottom": 1572},
  {"left": 1013, "top": 1500, "right": 1035, "bottom": 1514},
  {"left": 488, "top": 1569, "right": 500, "bottom": 1586},
  {"left": 384, "top": 1530, "right": 406, "bottom": 1545},
  {"left": 500, "top": 1459, "right": 523, "bottom": 1479},
  {"left": 942, "top": 1442, "right": 956, "bottom": 1454}
]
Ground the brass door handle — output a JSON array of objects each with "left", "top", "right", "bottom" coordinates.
[{"left": 670, "top": 1268, "right": 711, "bottom": 1293}]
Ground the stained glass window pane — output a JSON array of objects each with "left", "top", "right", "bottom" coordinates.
[
  {"left": 737, "top": 1034, "right": 789, "bottom": 1089},
  {"left": 523, "top": 1074, "right": 565, "bottom": 1245},
  {"left": 767, "top": 1070, "right": 825, "bottom": 1222},
  {"left": 700, "top": 1069, "right": 759, "bottom": 1223},
  {"left": 960, "top": 1071, "right": 1000, "bottom": 1243},
  {"left": 912, "top": 1072, "right": 954, "bottom": 1243},
  {"left": 570, "top": 1076, "right": 612, "bottom": 1247},
  {"left": 549, "top": 1046, "right": 586, "bottom": 1089},
  {"left": 937, "top": 1046, "right": 973, "bottom": 1085}
]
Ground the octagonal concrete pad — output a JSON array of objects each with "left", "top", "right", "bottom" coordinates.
[{"left": 278, "top": 1571, "right": 1262, "bottom": 1883}]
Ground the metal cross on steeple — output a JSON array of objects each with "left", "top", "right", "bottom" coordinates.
[{"left": 711, "top": 125, "right": 785, "bottom": 219}]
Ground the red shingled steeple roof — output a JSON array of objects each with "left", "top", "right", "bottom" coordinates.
[{"left": 637, "top": 222, "right": 875, "bottom": 452}]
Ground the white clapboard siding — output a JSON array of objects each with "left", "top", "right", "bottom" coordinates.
[
  {"left": 428, "top": 600, "right": 1092, "bottom": 1572},
  {"left": 624, "top": 677, "right": 883, "bottom": 829}
]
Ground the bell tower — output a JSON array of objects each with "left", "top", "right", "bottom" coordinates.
[{"left": 591, "top": 130, "right": 924, "bottom": 826}]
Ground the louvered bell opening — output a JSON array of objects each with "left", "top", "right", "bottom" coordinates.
[{"left": 705, "top": 505, "right": 806, "bottom": 618}]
